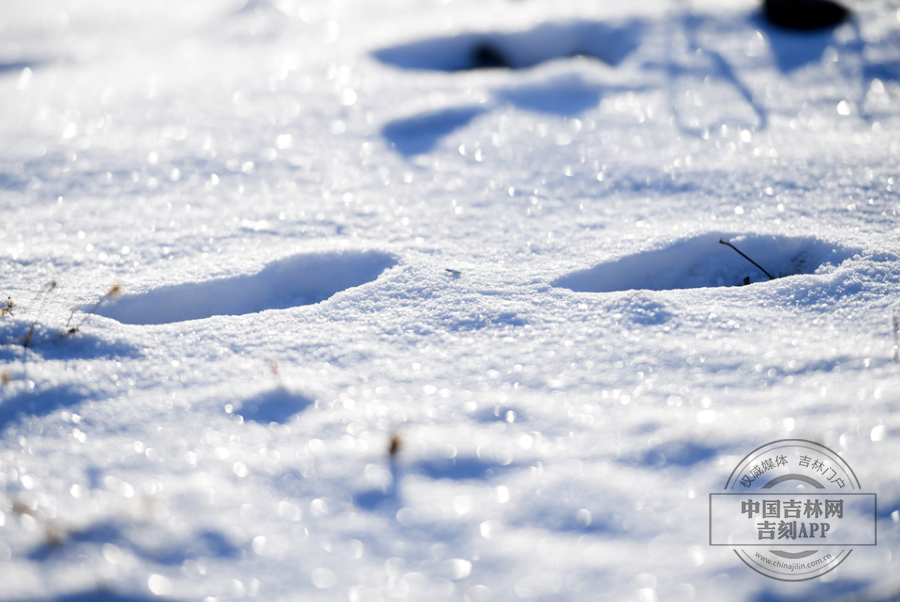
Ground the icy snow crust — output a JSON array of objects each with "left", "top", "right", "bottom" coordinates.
[{"left": 1, "top": 0, "right": 900, "bottom": 601}]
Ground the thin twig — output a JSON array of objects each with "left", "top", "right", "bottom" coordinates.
[
  {"left": 719, "top": 239, "right": 774, "bottom": 280},
  {"left": 22, "top": 324, "right": 36, "bottom": 348},
  {"left": 65, "top": 284, "right": 122, "bottom": 336},
  {"left": 64, "top": 308, "right": 77, "bottom": 330},
  {"left": 33, "top": 281, "right": 57, "bottom": 310},
  {"left": 27, "top": 281, "right": 56, "bottom": 346},
  {"left": 388, "top": 432, "right": 402, "bottom": 458},
  {"left": 267, "top": 358, "right": 284, "bottom": 388},
  {"left": 2, "top": 282, "right": 56, "bottom": 348}
]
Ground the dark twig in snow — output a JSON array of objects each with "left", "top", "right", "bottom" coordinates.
[
  {"left": 388, "top": 432, "right": 402, "bottom": 458},
  {"left": 267, "top": 358, "right": 284, "bottom": 388},
  {"left": 21, "top": 324, "right": 36, "bottom": 348},
  {"left": 64, "top": 284, "right": 122, "bottom": 337},
  {"left": 0, "top": 297, "right": 14, "bottom": 317},
  {"left": 26, "top": 281, "right": 56, "bottom": 347},
  {"left": 719, "top": 239, "right": 774, "bottom": 281},
  {"left": 3, "top": 281, "right": 56, "bottom": 348},
  {"left": 33, "top": 281, "right": 57, "bottom": 311}
]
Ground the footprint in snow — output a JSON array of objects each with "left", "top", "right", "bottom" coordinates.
[
  {"left": 97, "top": 250, "right": 396, "bottom": 325},
  {"left": 375, "top": 20, "right": 644, "bottom": 155},
  {"left": 553, "top": 233, "right": 857, "bottom": 292}
]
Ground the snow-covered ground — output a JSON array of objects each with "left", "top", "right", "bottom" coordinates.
[{"left": 2, "top": 0, "right": 900, "bottom": 600}]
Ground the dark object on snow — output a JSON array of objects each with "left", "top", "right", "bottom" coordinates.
[
  {"left": 763, "top": 0, "right": 848, "bottom": 30},
  {"left": 472, "top": 43, "right": 510, "bottom": 69},
  {"left": 719, "top": 239, "right": 775, "bottom": 281},
  {"left": 388, "top": 433, "right": 402, "bottom": 457}
]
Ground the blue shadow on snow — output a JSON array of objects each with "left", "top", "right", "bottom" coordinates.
[
  {"left": 1, "top": 319, "right": 139, "bottom": 361},
  {"left": 383, "top": 107, "right": 487, "bottom": 156},
  {"left": 659, "top": 11, "right": 768, "bottom": 131},
  {"left": 876, "top": 499, "right": 899, "bottom": 521},
  {"left": 748, "top": 10, "right": 855, "bottom": 74},
  {"left": 752, "top": 579, "right": 874, "bottom": 602},
  {"left": 0, "top": 59, "right": 50, "bottom": 76},
  {"left": 353, "top": 459, "right": 402, "bottom": 511},
  {"left": 0, "top": 385, "right": 89, "bottom": 435},
  {"left": 496, "top": 76, "right": 604, "bottom": 115},
  {"left": 510, "top": 508, "right": 622, "bottom": 536},
  {"left": 413, "top": 456, "right": 515, "bottom": 480},
  {"left": 236, "top": 388, "right": 313, "bottom": 424},
  {"left": 16, "top": 591, "right": 184, "bottom": 602},
  {"left": 864, "top": 60, "right": 900, "bottom": 85},
  {"left": 29, "top": 520, "right": 240, "bottom": 564},
  {"left": 634, "top": 441, "right": 720, "bottom": 469}
]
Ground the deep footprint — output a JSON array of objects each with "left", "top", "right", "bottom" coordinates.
[
  {"left": 99, "top": 250, "right": 396, "bottom": 325},
  {"left": 373, "top": 20, "right": 643, "bottom": 72},
  {"left": 553, "top": 233, "right": 856, "bottom": 292}
]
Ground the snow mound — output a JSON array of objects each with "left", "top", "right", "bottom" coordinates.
[
  {"left": 372, "top": 20, "right": 643, "bottom": 71},
  {"left": 553, "top": 233, "right": 856, "bottom": 292},
  {"left": 98, "top": 250, "right": 396, "bottom": 325}
]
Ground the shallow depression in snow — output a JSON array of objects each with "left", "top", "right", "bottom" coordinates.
[
  {"left": 553, "top": 233, "right": 857, "bottom": 292},
  {"left": 97, "top": 250, "right": 396, "bottom": 325}
]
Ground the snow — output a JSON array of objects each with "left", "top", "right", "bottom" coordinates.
[{"left": 1, "top": 0, "right": 900, "bottom": 600}]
